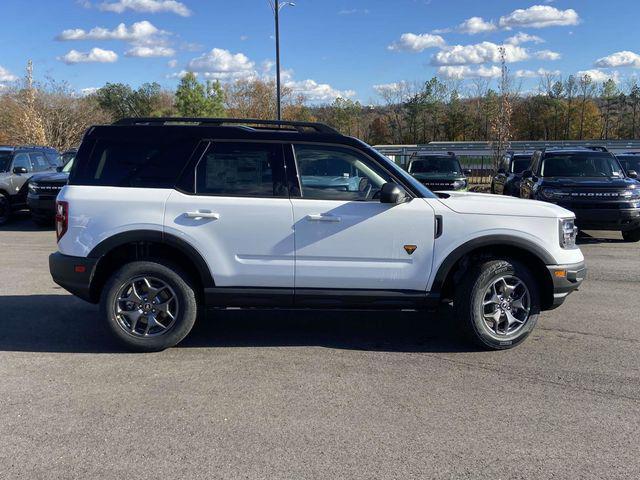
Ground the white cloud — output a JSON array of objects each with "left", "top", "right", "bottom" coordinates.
[
  {"left": 80, "top": 87, "right": 99, "bottom": 96},
  {"left": 239, "top": 35, "right": 249, "bottom": 41},
  {"left": 125, "top": 46, "right": 175, "bottom": 57},
  {"left": 577, "top": 69, "right": 620, "bottom": 83},
  {"left": 534, "top": 50, "right": 561, "bottom": 61},
  {"left": 58, "top": 48, "right": 118, "bottom": 64},
  {"left": 595, "top": 51, "right": 640, "bottom": 68},
  {"left": 338, "top": 8, "right": 370, "bottom": 15},
  {"left": 437, "top": 65, "right": 502, "bottom": 79},
  {"left": 98, "top": 0, "right": 191, "bottom": 16},
  {"left": 0, "top": 65, "right": 18, "bottom": 82},
  {"left": 499, "top": 5, "right": 579, "bottom": 29},
  {"left": 167, "top": 59, "right": 178, "bottom": 68},
  {"left": 432, "top": 42, "right": 529, "bottom": 66},
  {"left": 285, "top": 77, "right": 355, "bottom": 101},
  {"left": 515, "top": 68, "right": 561, "bottom": 78},
  {"left": 388, "top": 33, "right": 446, "bottom": 52},
  {"left": 505, "top": 32, "right": 544, "bottom": 46},
  {"left": 56, "top": 20, "right": 166, "bottom": 44},
  {"left": 186, "top": 48, "right": 255, "bottom": 80},
  {"left": 457, "top": 17, "right": 497, "bottom": 35},
  {"left": 373, "top": 82, "right": 409, "bottom": 94}
]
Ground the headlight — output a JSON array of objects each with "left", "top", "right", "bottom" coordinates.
[
  {"left": 541, "top": 188, "right": 568, "bottom": 200},
  {"left": 28, "top": 183, "right": 37, "bottom": 194},
  {"left": 620, "top": 187, "right": 640, "bottom": 199},
  {"left": 452, "top": 180, "right": 467, "bottom": 190},
  {"left": 559, "top": 218, "right": 578, "bottom": 249}
]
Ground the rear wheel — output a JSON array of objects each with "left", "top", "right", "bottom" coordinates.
[
  {"left": 0, "top": 193, "right": 9, "bottom": 225},
  {"left": 622, "top": 228, "right": 640, "bottom": 242},
  {"left": 100, "top": 260, "right": 199, "bottom": 352},
  {"left": 454, "top": 258, "right": 540, "bottom": 350}
]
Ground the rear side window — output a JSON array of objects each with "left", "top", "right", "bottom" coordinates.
[
  {"left": 29, "top": 152, "right": 51, "bottom": 171},
  {"left": 196, "top": 142, "right": 287, "bottom": 197},
  {"left": 72, "top": 136, "right": 198, "bottom": 188}
]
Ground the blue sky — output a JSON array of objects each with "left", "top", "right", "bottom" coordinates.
[{"left": 1, "top": 0, "right": 639, "bottom": 102}]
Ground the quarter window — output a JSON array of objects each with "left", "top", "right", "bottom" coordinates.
[
  {"left": 196, "top": 142, "right": 287, "bottom": 197},
  {"left": 293, "top": 144, "right": 394, "bottom": 201}
]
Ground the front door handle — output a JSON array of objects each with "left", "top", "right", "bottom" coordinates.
[
  {"left": 185, "top": 210, "right": 220, "bottom": 220},
  {"left": 306, "top": 214, "right": 341, "bottom": 222}
]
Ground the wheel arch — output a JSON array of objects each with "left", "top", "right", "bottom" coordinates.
[
  {"left": 88, "top": 230, "right": 214, "bottom": 303},
  {"left": 432, "top": 235, "right": 556, "bottom": 310}
]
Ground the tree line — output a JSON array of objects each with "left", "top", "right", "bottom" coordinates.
[{"left": 1, "top": 61, "right": 638, "bottom": 152}]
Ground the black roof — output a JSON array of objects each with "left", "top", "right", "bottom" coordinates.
[{"left": 539, "top": 146, "right": 611, "bottom": 155}]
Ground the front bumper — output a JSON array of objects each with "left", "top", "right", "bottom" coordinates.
[
  {"left": 49, "top": 252, "right": 98, "bottom": 303},
  {"left": 27, "top": 193, "right": 57, "bottom": 217},
  {"left": 547, "top": 261, "right": 587, "bottom": 309},
  {"left": 558, "top": 204, "right": 640, "bottom": 231}
]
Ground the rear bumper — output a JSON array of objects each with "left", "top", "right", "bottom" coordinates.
[
  {"left": 546, "top": 261, "right": 587, "bottom": 309},
  {"left": 49, "top": 252, "right": 98, "bottom": 303}
]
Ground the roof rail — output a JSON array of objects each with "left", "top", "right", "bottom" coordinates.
[
  {"left": 113, "top": 117, "right": 341, "bottom": 135},
  {"left": 584, "top": 146, "right": 609, "bottom": 153}
]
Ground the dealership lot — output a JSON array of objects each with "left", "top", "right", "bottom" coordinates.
[{"left": 1, "top": 213, "right": 639, "bottom": 479}]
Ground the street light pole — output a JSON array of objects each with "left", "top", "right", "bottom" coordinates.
[
  {"left": 270, "top": 1, "right": 294, "bottom": 121},
  {"left": 274, "top": 0, "right": 281, "bottom": 121}
]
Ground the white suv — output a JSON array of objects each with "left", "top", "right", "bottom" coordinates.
[{"left": 49, "top": 118, "right": 585, "bottom": 351}]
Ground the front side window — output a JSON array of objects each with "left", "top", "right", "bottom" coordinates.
[
  {"left": 0, "top": 151, "right": 12, "bottom": 172},
  {"left": 196, "top": 142, "right": 287, "bottom": 197},
  {"left": 29, "top": 152, "right": 51, "bottom": 171},
  {"left": 12, "top": 153, "right": 31, "bottom": 172},
  {"left": 618, "top": 156, "right": 640, "bottom": 174},
  {"left": 541, "top": 153, "right": 624, "bottom": 178},
  {"left": 294, "top": 144, "right": 394, "bottom": 201}
]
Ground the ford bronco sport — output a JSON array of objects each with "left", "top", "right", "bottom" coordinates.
[
  {"left": 406, "top": 152, "right": 471, "bottom": 191},
  {"left": 49, "top": 118, "right": 585, "bottom": 352},
  {"left": 519, "top": 147, "right": 640, "bottom": 242}
]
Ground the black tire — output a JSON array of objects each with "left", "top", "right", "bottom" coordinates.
[
  {"left": 622, "top": 228, "right": 640, "bottom": 242},
  {"left": 100, "top": 260, "right": 199, "bottom": 352},
  {"left": 32, "top": 214, "right": 52, "bottom": 227},
  {"left": 454, "top": 258, "right": 540, "bottom": 350},
  {"left": 0, "top": 193, "right": 10, "bottom": 225}
]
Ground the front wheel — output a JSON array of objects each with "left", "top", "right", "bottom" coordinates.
[
  {"left": 454, "top": 258, "right": 540, "bottom": 350},
  {"left": 622, "top": 228, "right": 640, "bottom": 242},
  {"left": 100, "top": 261, "right": 199, "bottom": 352}
]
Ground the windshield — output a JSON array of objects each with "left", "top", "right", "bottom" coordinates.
[
  {"left": 62, "top": 158, "right": 74, "bottom": 173},
  {"left": 617, "top": 156, "right": 640, "bottom": 174},
  {"left": 409, "top": 156, "right": 461, "bottom": 174},
  {"left": 541, "top": 153, "right": 624, "bottom": 178},
  {"left": 511, "top": 157, "right": 531, "bottom": 174},
  {"left": 0, "top": 151, "right": 12, "bottom": 172}
]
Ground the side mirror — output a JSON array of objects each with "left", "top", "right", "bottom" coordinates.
[
  {"left": 522, "top": 170, "right": 533, "bottom": 179},
  {"left": 380, "top": 182, "right": 407, "bottom": 204},
  {"left": 13, "top": 166, "right": 28, "bottom": 174},
  {"left": 628, "top": 170, "right": 638, "bottom": 179},
  {"left": 463, "top": 168, "right": 472, "bottom": 176}
]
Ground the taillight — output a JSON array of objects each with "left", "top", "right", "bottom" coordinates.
[{"left": 55, "top": 201, "right": 68, "bottom": 242}]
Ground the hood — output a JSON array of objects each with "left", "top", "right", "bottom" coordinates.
[
  {"left": 29, "top": 171, "right": 69, "bottom": 184},
  {"left": 411, "top": 172, "right": 465, "bottom": 180},
  {"left": 541, "top": 177, "right": 636, "bottom": 189},
  {"left": 436, "top": 191, "right": 573, "bottom": 218}
]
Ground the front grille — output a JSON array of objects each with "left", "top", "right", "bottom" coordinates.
[
  {"left": 422, "top": 181, "right": 455, "bottom": 189},
  {"left": 32, "top": 183, "right": 64, "bottom": 194}
]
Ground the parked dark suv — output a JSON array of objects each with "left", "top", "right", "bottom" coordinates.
[
  {"left": 406, "top": 152, "right": 471, "bottom": 191},
  {"left": 28, "top": 157, "right": 74, "bottom": 225},
  {"left": 491, "top": 152, "right": 532, "bottom": 196},
  {"left": 616, "top": 152, "right": 640, "bottom": 179},
  {"left": 0, "top": 145, "right": 60, "bottom": 224},
  {"left": 519, "top": 147, "right": 640, "bottom": 242}
]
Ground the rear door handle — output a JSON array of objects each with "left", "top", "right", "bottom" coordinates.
[
  {"left": 306, "top": 214, "right": 341, "bottom": 222},
  {"left": 185, "top": 210, "right": 220, "bottom": 220}
]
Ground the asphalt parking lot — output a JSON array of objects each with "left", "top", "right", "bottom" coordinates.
[{"left": 1, "top": 212, "right": 639, "bottom": 479}]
